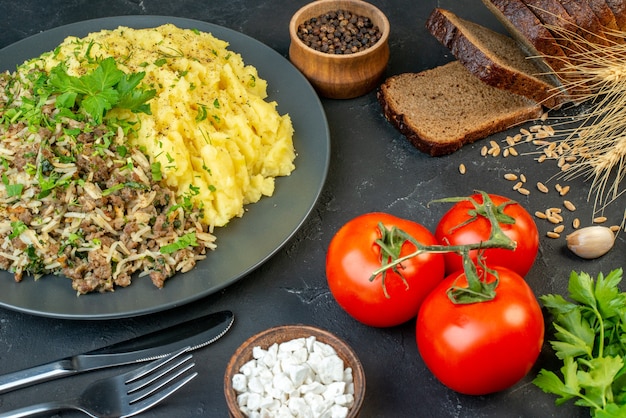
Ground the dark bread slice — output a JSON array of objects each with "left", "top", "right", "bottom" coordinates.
[
  {"left": 481, "top": 0, "right": 570, "bottom": 75},
  {"left": 605, "top": 0, "right": 626, "bottom": 31},
  {"left": 521, "top": 0, "right": 581, "bottom": 54},
  {"left": 588, "top": 0, "right": 621, "bottom": 34},
  {"left": 482, "top": 0, "right": 593, "bottom": 101},
  {"left": 377, "top": 61, "right": 543, "bottom": 157},
  {"left": 557, "top": 0, "right": 610, "bottom": 46},
  {"left": 426, "top": 8, "right": 567, "bottom": 109}
]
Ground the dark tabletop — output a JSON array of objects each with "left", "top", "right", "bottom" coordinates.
[{"left": 0, "top": 0, "right": 622, "bottom": 417}]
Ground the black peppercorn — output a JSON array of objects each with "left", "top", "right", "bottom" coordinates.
[{"left": 297, "top": 9, "right": 382, "bottom": 54}]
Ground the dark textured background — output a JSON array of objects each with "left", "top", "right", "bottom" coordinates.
[{"left": 0, "top": 0, "right": 622, "bottom": 416}]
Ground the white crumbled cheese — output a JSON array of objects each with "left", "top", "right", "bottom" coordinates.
[
  {"left": 232, "top": 373, "right": 248, "bottom": 392},
  {"left": 233, "top": 336, "right": 356, "bottom": 417}
]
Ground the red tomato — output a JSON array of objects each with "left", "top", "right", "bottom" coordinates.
[
  {"left": 326, "top": 213, "right": 445, "bottom": 327},
  {"left": 416, "top": 267, "right": 544, "bottom": 395},
  {"left": 435, "top": 193, "right": 539, "bottom": 277}
]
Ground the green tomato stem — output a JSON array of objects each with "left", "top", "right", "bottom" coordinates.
[{"left": 369, "top": 191, "right": 517, "bottom": 304}]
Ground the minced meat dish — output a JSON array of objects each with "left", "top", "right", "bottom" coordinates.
[{"left": 0, "top": 65, "right": 216, "bottom": 294}]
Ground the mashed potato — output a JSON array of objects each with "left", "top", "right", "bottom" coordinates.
[{"left": 38, "top": 24, "right": 296, "bottom": 227}]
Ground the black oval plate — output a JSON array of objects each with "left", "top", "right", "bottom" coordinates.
[{"left": 0, "top": 16, "right": 330, "bottom": 319}]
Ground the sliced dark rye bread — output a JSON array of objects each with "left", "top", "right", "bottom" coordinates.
[
  {"left": 377, "top": 61, "right": 543, "bottom": 157},
  {"left": 557, "top": 0, "right": 610, "bottom": 46},
  {"left": 482, "top": 0, "right": 590, "bottom": 100},
  {"left": 588, "top": 0, "right": 621, "bottom": 35},
  {"left": 481, "top": 0, "right": 571, "bottom": 74},
  {"left": 606, "top": 0, "right": 626, "bottom": 31},
  {"left": 426, "top": 8, "right": 567, "bottom": 109},
  {"left": 520, "top": 0, "right": 583, "bottom": 54}
]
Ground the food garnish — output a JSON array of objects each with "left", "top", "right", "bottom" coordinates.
[{"left": 534, "top": 269, "right": 626, "bottom": 416}]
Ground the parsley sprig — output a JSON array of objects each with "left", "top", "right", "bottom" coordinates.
[
  {"left": 48, "top": 56, "right": 156, "bottom": 124},
  {"left": 533, "top": 269, "right": 626, "bottom": 416}
]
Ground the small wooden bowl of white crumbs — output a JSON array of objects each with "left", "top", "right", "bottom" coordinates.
[{"left": 224, "top": 324, "right": 365, "bottom": 417}]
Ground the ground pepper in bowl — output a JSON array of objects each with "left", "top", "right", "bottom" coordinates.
[{"left": 296, "top": 10, "right": 382, "bottom": 54}]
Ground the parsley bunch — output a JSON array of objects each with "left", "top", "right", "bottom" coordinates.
[{"left": 534, "top": 269, "right": 626, "bottom": 417}]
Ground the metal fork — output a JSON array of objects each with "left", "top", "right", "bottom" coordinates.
[{"left": 0, "top": 347, "right": 197, "bottom": 418}]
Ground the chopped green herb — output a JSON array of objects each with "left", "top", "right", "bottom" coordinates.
[
  {"left": 101, "top": 181, "right": 149, "bottom": 197},
  {"left": 200, "top": 128, "right": 211, "bottom": 145},
  {"left": 2, "top": 174, "right": 24, "bottom": 198},
  {"left": 160, "top": 232, "right": 198, "bottom": 254},
  {"left": 151, "top": 161, "right": 163, "bottom": 181},
  {"left": 9, "top": 221, "right": 27, "bottom": 239},
  {"left": 189, "top": 184, "right": 200, "bottom": 196},
  {"left": 63, "top": 127, "right": 82, "bottom": 137},
  {"left": 196, "top": 104, "right": 208, "bottom": 122},
  {"left": 25, "top": 244, "right": 45, "bottom": 273},
  {"left": 116, "top": 145, "right": 129, "bottom": 157}
]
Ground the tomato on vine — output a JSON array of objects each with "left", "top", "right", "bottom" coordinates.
[
  {"left": 434, "top": 192, "right": 539, "bottom": 276},
  {"left": 416, "top": 262, "right": 544, "bottom": 395},
  {"left": 325, "top": 212, "right": 445, "bottom": 327}
]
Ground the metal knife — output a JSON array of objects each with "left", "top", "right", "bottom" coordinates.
[{"left": 0, "top": 309, "right": 234, "bottom": 395}]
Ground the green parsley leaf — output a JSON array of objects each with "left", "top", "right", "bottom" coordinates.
[
  {"left": 9, "top": 221, "right": 27, "bottom": 239},
  {"left": 2, "top": 174, "right": 23, "bottom": 198},
  {"left": 151, "top": 161, "right": 163, "bottom": 181},
  {"left": 196, "top": 104, "right": 208, "bottom": 122},
  {"left": 116, "top": 145, "right": 129, "bottom": 157},
  {"left": 116, "top": 72, "right": 156, "bottom": 113},
  {"left": 48, "top": 57, "right": 155, "bottom": 124},
  {"left": 534, "top": 269, "right": 626, "bottom": 416},
  {"left": 160, "top": 232, "right": 198, "bottom": 254}
]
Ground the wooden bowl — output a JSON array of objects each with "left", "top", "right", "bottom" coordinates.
[
  {"left": 224, "top": 324, "right": 366, "bottom": 417},
  {"left": 289, "top": 0, "right": 390, "bottom": 99}
]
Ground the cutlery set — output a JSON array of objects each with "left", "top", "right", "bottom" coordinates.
[{"left": 0, "top": 310, "right": 234, "bottom": 417}]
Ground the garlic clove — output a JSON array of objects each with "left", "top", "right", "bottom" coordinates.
[{"left": 566, "top": 226, "right": 615, "bottom": 259}]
